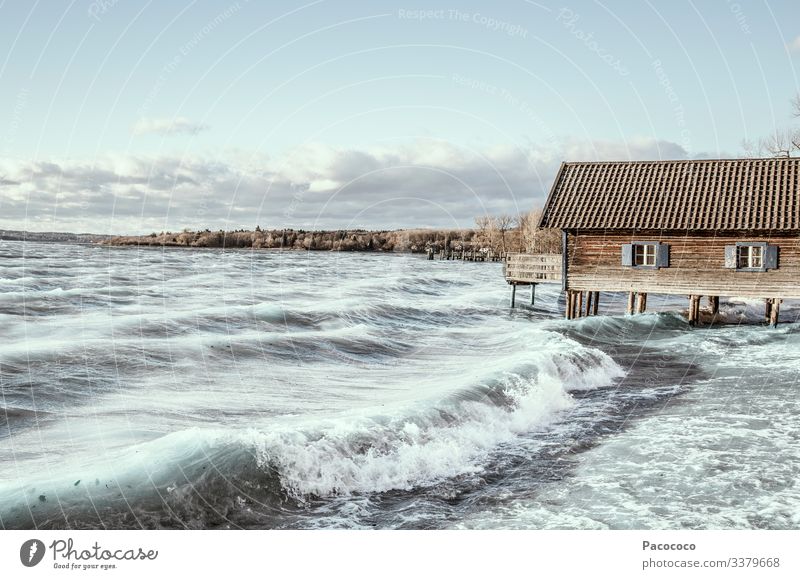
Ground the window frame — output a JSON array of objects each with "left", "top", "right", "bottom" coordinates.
[
  {"left": 631, "top": 241, "right": 660, "bottom": 269},
  {"left": 734, "top": 241, "right": 769, "bottom": 272}
]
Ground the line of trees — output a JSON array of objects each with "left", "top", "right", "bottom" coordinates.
[{"left": 104, "top": 208, "right": 562, "bottom": 254}]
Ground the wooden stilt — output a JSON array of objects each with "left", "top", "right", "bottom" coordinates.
[
  {"left": 510, "top": 284, "right": 516, "bottom": 308},
  {"left": 626, "top": 291, "right": 636, "bottom": 315},
  {"left": 770, "top": 299, "right": 781, "bottom": 327},
  {"left": 592, "top": 291, "right": 599, "bottom": 316},
  {"left": 688, "top": 295, "right": 698, "bottom": 326},
  {"left": 576, "top": 292, "right": 584, "bottom": 318},
  {"left": 585, "top": 291, "right": 593, "bottom": 316},
  {"left": 530, "top": 284, "right": 536, "bottom": 306},
  {"left": 765, "top": 298, "right": 773, "bottom": 325},
  {"left": 636, "top": 292, "right": 647, "bottom": 314},
  {"left": 687, "top": 296, "right": 692, "bottom": 325},
  {"left": 708, "top": 296, "right": 719, "bottom": 315}
]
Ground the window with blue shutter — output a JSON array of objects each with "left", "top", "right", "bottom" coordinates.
[
  {"left": 621, "top": 244, "right": 633, "bottom": 266},
  {"left": 765, "top": 245, "right": 779, "bottom": 270},
  {"left": 656, "top": 243, "right": 670, "bottom": 268},
  {"left": 622, "top": 242, "right": 669, "bottom": 269},
  {"left": 724, "top": 242, "right": 778, "bottom": 272}
]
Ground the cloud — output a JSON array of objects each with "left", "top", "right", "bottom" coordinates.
[
  {"left": 789, "top": 36, "right": 800, "bottom": 52},
  {"left": 0, "top": 137, "right": 686, "bottom": 234},
  {"left": 131, "top": 117, "right": 209, "bottom": 136}
]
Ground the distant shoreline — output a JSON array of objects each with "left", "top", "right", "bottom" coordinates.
[
  {"left": 2, "top": 215, "right": 562, "bottom": 255},
  {"left": 0, "top": 230, "right": 113, "bottom": 244},
  {"left": 102, "top": 227, "right": 481, "bottom": 254}
]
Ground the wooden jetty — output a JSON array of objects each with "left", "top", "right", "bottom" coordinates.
[
  {"left": 427, "top": 247, "right": 504, "bottom": 262},
  {"left": 505, "top": 157, "right": 800, "bottom": 327}
]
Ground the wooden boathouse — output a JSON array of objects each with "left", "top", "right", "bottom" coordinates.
[{"left": 505, "top": 157, "right": 800, "bottom": 326}]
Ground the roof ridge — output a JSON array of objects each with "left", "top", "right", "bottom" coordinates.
[{"left": 563, "top": 157, "right": 800, "bottom": 166}]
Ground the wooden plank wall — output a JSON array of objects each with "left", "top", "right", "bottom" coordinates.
[{"left": 567, "top": 230, "right": 800, "bottom": 298}]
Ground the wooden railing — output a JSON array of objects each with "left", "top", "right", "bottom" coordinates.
[{"left": 504, "top": 253, "right": 562, "bottom": 284}]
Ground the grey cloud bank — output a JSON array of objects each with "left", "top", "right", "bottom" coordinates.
[{"left": 0, "top": 138, "right": 685, "bottom": 235}]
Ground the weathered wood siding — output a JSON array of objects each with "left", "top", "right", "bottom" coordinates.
[{"left": 567, "top": 230, "right": 800, "bottom": 298}]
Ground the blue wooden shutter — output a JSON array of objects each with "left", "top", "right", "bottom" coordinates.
[
  {"left": 765, "top": 244, "right": 779, "bottom": 270},
  {"left": 621, "top": 244, "right": 633, "bottom": 266},
  {"left": 656, "top": 243, "right": 670, "bottom": 268},
  {"left": 724, "top": 245, "right": 737, "bottom": 269}
]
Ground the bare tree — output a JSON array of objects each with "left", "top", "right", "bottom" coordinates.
[
  {"left": 495, "top": 214, "right": 514, "bottom": 254},
  {"left": 518, "top": 208, "right": 542, "bottom": 251},
  {"left": 745, "top": 94, "right": 800, "bottom": 158},
  {"left": 515, "top": 212, "right": 531, "bottom": 252},
  {"left": 474, "top": 215, "right": 494, "bottom": 251},
  {"left": 759, "top": 129, "right": 800, "bottom": 158}
]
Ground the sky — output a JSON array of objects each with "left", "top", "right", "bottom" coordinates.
[{"left": 0, "top": 0, "right": 799, "bottom": 234}]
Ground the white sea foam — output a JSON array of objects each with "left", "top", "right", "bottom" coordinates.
[
  {"left": 0, "top": 332, "right": 624, "bottom": 511},
  {"left": 243, "top": 340, "right": 624, "bottom": 498}
]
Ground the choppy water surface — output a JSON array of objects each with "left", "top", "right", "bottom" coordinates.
[{"left": 0, "top": 241, "right": 798, "bottom": 529}]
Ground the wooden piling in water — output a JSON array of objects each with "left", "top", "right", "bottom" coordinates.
[
  {"left": 585, "top": 291, "right": 593, "bottom": 316},
  {"left": 626, "top": 291, "right": 636, "bottom": 315},
  {"left": 708, "top": 296, "right": 719, "bottom": 315},
  {"left": 530, "top": 283, "right": 536, "bottom": 306},
  {"left": 636, "top": 292, "right": 647, "bottom": 314},
  {"left": 769, "top": 298, "right": 781, "bottom": 327},
  {"left": 592, "top": 291, "right": 599, "bottom": 316},
  {"left": 510, "top": 284, "right": 516, "bottom": 308},
  {"left": 688, "top": 295, "right": 702, "bottom": 326}
]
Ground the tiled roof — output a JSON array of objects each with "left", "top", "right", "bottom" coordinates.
[{"left": 539, "top": 158, "right": 800, "bottom": 231}]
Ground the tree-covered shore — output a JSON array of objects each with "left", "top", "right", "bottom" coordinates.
[{"left": 103, "top": 211, "right": 562, "bottom": 255}]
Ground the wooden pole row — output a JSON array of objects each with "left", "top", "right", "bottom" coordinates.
[
  {"left": 625, "top": 291, "right": 648, "bottom": 315},
  {"left": 564, "top": 290, "right": 600, "bottom": 319},
  {"left": 556, "top": 292, "right": 783, "bottom": 328}
]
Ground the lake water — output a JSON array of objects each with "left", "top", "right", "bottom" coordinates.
[{"left": 1, "top": 241, "right": 798, "bottom": 529}]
